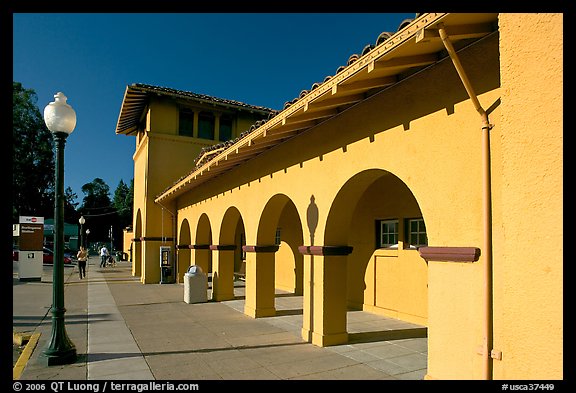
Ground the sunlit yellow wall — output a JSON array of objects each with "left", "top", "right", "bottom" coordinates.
[
  {"left": 133, "top": 97, "right": 273, "bottom": 283},
  {"left": 172, "top": 29, "right": 500, "bottom": 375},
  {"left": 140, "top": 14, "right": 562, "bottom": 379},
  {"left": 132, "top": 137, "right": 147, "bottom": 277},
  {"left": 347, "top": 175, "right": 428, "bottom": 325},
  {"left": 491, "top": 13, "right": 563, "bottom": 380},
  {"left": 122, "top": 228, "right": 132, "bottom": 259},
  {"left": 274, "top": 205, "right": 304, "bottom": 293}
]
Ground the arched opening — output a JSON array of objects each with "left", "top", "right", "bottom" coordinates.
[
  {"left": 245, "top": 194, "right": 304, "bottom": 318},
  {"left": 194, "top": 213, "right": 212, "bottom": 276},
  {"left": 258, "top": 194, "right": 304, "bottom": 295},
  {"left": 177, "top": 219, "right": 191, "bottom": 283},
  {"left": 324, "top": 169, "right": 428, "bottom": 342},
  {"left": 212, "top": 207, "right": 245, "bottom": 301}
]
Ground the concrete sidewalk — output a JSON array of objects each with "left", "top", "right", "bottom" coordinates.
[{"left": 13, "top": 257, "right": 428, "bottom": 381}]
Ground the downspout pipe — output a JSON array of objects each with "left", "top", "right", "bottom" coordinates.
[{"left": 438, "top": 23, "right": 494, "bottom": 380}]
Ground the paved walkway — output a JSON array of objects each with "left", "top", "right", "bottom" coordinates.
[{"left": 13, "top": 257, "right": 428, "bottom": 381}]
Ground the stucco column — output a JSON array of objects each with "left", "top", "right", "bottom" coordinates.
[
  {"left": 132, "top": 238, "right": 142, "bottom": 277},
  {"left": 300, "top": 253, "right": 313, "bottom": 342},
  {"left": 243, "top": 245, "right": 278, "bottom": 318},
  {"left": 298, "top": 246, "right": 353, "bottom": 347},
  {"left": 192, "top": 111, "right": 199, "bottom": 139},
  {"left": 210, "top": 245, "right": 235, "bottom": 301},
  {"left": 175, "top": 246, "right": 191, "bottom": 283}
]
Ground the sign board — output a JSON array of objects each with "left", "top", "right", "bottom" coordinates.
[
  {"left": 19, "top": 223, "right": 44, "bottom": 251},
  {"left": 18, "top": 216, "right": 44, "bottom": 281},
  {"left": 19, "top": 216, "right": 45, "bottom": 251},
  {"left": 19, "top": 216, "right": 45, "bottom": 224}
]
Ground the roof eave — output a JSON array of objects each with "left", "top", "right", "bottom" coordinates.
[{"left": 155, "top": 12, "right": 499, "bottom": 204}]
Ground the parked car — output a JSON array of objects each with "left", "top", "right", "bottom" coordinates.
[
  {"left": 12, "top": 247, "right": 72, "bottom": 264},
  {"left": 42, "top": 247, "right": 73, "bottom": 265}
]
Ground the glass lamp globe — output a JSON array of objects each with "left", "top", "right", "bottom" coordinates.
[{"left": 43, "top": 92, "right": 77, "bottom": 135}]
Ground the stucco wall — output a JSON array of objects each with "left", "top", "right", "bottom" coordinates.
[
  {"left": 133, "top": 13, "right": 562, "bottom": 379},
  {"left": 492, "top": 13, "right": 563, "bottom": 380},
  {"left": 174, "top": 28, "right": 501, "bottom": 375}
]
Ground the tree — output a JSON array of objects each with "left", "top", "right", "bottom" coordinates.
[
  {"left": 77, "top": 178, "right": 134, "bottom": 250},
  {"left": 12, "top": 82, "right": 55, "bottom": 220},
  {"left": 113, "top": 179, "right": 133, "bottom": 230},
  {"left": 78, "top": 178, "right": 114, "bottom": 245},
  {"left": 80, "top": 178, "right": 112, "bottom": 210},
  {"left": 64, "top": 186, "right": 80, "bottom": 222}
]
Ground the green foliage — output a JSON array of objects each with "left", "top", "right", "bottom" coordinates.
[
  {"left": 12, "top": 82, "right": 55, "bottom": 220},
  {"left": 77, "top": 177, "right": 133, "bottom": 248},
  {"left": 113, "top": 179, "right": 133, "bottom": 229},
  {"left": 13, "top": 82, "right": 134, "bottom": 248},
  {"left": 80, "top": 177, "right": 112, "bottom": 209}
]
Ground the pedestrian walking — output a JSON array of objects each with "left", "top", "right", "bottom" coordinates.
[
  {"left": 99, "top": 245, "right": 109, "bottom": 268},
  {"left": 76, "top": 246, "right": 88, "bottom": 279}
]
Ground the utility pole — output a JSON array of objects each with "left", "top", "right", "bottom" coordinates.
[{"left": 109, "top": 225, "right": 113, "bottom": 254}]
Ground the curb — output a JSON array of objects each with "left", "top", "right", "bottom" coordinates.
[
  {"left": 13, "top": 331, "right": 33, "bottom": 346},
  {"left": 13, "top": 332, "right": 41, "bottom": 380}
]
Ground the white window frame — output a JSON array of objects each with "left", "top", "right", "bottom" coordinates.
[
  {"left": 407, "top": 218, "right": 427, "bottom": 247},
  {"left": 378, "top": 219, "right": 398, "bottom": 248}
]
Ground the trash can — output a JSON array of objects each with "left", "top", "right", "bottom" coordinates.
[{"left": 184, "top": 265, "right": 207, "bottom": 304}]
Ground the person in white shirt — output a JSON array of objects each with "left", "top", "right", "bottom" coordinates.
[{"left": 99, "top": 245, "right": 109, "bottom": 268}]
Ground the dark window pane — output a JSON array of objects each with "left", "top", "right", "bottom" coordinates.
[
  {"left": 198, "top": 112, "right": 215, "bottom": 140},
  {"left": 179, "top": 110, "right": 194, "bottom": 137}
]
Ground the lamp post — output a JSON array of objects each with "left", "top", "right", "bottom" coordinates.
[
  {"left": 40, "top": 92, "right": 77, "bottom": 366},
  {"left": 86, "top": 229, "right": 90, "bottom": 252},
  {"left": 79, "top": 216, "right": 85, "bottom": 248}
]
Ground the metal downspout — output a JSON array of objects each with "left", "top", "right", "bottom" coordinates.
[{"left": 438, "top": 23, "right": 494, "bottom": 380}]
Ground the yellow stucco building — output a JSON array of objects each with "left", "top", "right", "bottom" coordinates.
[{"left": 115, "top": 13, "right": 563, "bottom": 380}]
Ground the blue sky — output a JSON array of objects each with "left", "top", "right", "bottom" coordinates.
[{"left": 13, "top": 12, "right": 416, "bottom": 204}]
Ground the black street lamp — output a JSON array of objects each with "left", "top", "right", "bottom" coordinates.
[
  {"left": 40, "top": 92, "right": 77, "bottom": 366},
  {"left": 79, "top": 216, "right": 85, "bottom": 248}
]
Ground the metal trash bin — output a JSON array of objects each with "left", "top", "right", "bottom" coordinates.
[{"left": 184, "top": 265, "right": 207, "bottom": 304}]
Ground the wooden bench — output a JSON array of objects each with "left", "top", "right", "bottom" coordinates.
[{"left": 234, "top": 261, "right": 246, "bottom": 281}]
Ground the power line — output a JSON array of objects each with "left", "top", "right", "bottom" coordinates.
[{"left": 81, "top": 207, "right": 131, "bottom": 217}]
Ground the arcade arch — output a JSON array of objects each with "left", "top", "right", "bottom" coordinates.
[
  {"left": 211, "top": 207, "right": 245, "bottom": 301},
  {"left": 176, "top": 218, "right": 192, "bottom": 283},
  {"left": 244, "top": 194, "right": 304, "bottom": 318},
  {"left": 308, "top": 169, "right": 428, "bottom": 346}
]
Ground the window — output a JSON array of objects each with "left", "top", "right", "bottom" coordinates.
[
  {"left": 377, "top": 219, "right": 398, "bottom": 248},
  {"left": 219, "top": 115, "right": 233, "bottom": 141},
  {"left": 275, "top": 228, "right": 281, "bottom": 246},
  {"left": 198, "top": 112, "right": 215, "bottom": 140},
  {"left": 407, "top": 218, "right": 427, "bottom": 247},
  {"left": 178, "top": 109, "right": 194, "bottom": 137}
]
